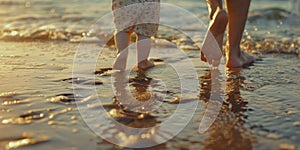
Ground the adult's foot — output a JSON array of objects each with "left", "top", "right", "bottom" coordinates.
[
  {"left": 226, "top": 47, "right": 255, "bottom": 68},
  {"left": 201, "top": 8, "right": 228, "bottom": 63},
  {"left": 241, "top": 50, "right": 256, "bottom": 64}
]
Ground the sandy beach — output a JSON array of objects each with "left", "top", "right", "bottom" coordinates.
[
  {"left": 0, "top": 0, "right": 300, "bottom": 149},
  {"left": 0, "top": 40, "right": 299, "bottom": 149}
]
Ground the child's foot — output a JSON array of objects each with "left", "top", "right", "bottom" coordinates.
[
  {"left": 201, "top": 8, "right": 228, "bottom": 63},
  {"left": 137, "top": 59, "right": 154, "bottom": 70}
]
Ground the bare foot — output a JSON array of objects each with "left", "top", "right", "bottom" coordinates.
[
  {"left": 226, "top": 48, "right": 256, "bottom": 68},
  {"left": 137, "top": 59, "right": 154, "bottom": 70},
  {"left": 226, "top": 53, "right": 245, "bottom": 68},
  {"left": 241, "top": 51, "right": 255, "bottom": 64},
  {"left": 201, "top": 8, "right": 228, "bottom": 63}
]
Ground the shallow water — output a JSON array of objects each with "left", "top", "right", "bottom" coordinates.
[
  {"left": 0, "top": 0, "right": 300, "bottom": 149},
  {"left": 0, "top": 41, "right": 299, "bottom": 149},
  {"left": 0, "top": 0, "right": 299, "bottom": 55}
]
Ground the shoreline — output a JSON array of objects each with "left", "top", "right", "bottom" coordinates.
[{"left": 0, "top": 41, "right": 299, "bottom": 149}]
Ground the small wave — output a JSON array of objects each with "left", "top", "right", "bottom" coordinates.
[
  {"left": 0, "top": 26, "right": 86, "bottom": 41},
  {"left": 241, "top": 37, "right": 300, "bottom": 55},
  {"left": 1, "top": 28, "right": 299, "bottom": 56},
  {"left": 249, "top": 7, "right": 290, "bottom": 21}
]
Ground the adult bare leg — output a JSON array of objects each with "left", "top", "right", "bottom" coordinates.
[
  {"left": 201, "top": 0, "right": 228, "bottom": 65},
  {"left": 225, "top": 0, "right": 255, "bottom": 68}
]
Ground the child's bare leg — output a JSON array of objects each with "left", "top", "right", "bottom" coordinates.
[
  {"left": 225, "top": 0, "right": 255, "bottom": 68},
  {"left": 112, "top": 31, "right": 131, "bottom": 71},
  {"left": 206, "top": 0, "right": 218, "bottom": 20},
  {"left": 201, "top": 0, "right": 228, "bottom": 63},
  {"left": 136, "top": 34, "right": 154, "bottom": 70}
]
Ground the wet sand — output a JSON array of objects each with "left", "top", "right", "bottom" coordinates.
[
  {"left": 0, "top": 41, "right": 299, "bottom": 149},
  {"left": 1, "top": 0, "right": 300, "bottom": 149}
]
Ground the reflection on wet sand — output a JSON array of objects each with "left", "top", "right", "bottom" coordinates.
[
  {"left": 111, "top": 71, "right": 158, "bottom": 128},
  {"left": 129, "top": 71, "right": 153, "bottom": 102},
  {"left": 200, "top": 68, "right": 253, "bottom": 150},
  {"left": 104, "top": 67, "right": 255, "bottom": 148},
  {"left": 92, "top": 71, "right": 167, "bottom": 148},
  {"left": 99, "top": 66, "right": 199, "bottom": 148}
]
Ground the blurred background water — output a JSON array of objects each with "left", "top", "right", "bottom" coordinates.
[{"left": 0, "top": 0, "right": 299, "bottom": 43}]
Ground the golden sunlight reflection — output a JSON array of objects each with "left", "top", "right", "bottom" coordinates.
[{"left": 200, "top": 68, "right": 253, "bottom": 149}]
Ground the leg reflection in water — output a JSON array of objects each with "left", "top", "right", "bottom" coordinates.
[
  {"left": 111, "top": 70, "right": 160, "bottom": 128},
  {"left": 94, "top": 71, "right": 162, "bottom": 148},
  {"left": 112, "top": 70, "right": 163, "bottom": 115},
  {"left": 199, "top": 68, "right": 253, "bottom": 150}
]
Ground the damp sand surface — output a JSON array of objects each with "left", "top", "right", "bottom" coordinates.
[{"left": 0, "top": 41, "right": 299, "bottom": 150}]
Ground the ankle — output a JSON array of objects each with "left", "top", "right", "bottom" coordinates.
[
  {"left": 227, "top": 44, "right": 240, "bottom": 50},
  {"left": 226, "top": 46, "right": 241, "bottom": 57}
]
